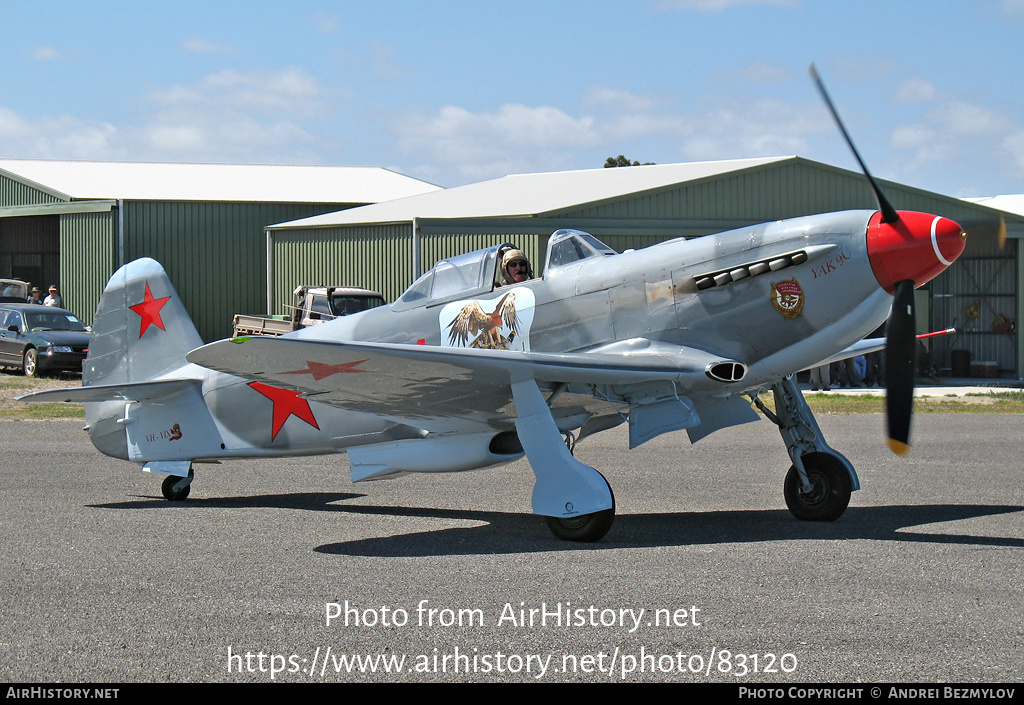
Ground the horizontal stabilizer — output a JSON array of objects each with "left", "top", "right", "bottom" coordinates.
[{"left": 17, "top": 378, "right": 199, "bottom": 404}]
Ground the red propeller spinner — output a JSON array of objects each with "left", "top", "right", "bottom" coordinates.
[{"left": 866, "top": 210, "right": 967, "bottom": 293}]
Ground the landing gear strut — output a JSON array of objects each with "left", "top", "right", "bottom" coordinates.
[
  {"left": 510, "top": 379, "right": 615, "bottom": 542},
  {"left": 752, "top": 376, "right": 857, "bottom": 522}
]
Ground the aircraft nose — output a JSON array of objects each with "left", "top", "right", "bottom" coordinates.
[{"left": 866, "top": 211, "right": 967, "bottom": 293}]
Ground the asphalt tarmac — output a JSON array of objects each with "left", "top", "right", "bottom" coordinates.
[{"left": 1, "top": 414, "right": 1021, "bottom": 684}]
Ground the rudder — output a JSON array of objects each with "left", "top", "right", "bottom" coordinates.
[{"left": 85, "top": 258, "right": 202, "bottom": 386}]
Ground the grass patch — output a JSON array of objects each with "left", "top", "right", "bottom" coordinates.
[
  {"left": 792, "top": 391, "right": 1024, "bottom": 414},
  {"left": 0, "top": 372, "right": 84, "bottom": 419},
  {"left": 0, "top": 402, "right": 85, "bottom": 419}
]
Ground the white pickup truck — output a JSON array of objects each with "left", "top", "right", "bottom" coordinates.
[{"left": 233, "top": 285, "right": 386, "bottom": 337}]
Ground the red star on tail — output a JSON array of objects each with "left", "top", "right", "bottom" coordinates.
[
  {"left": 129, "top": 283, "right": 171, "bottom": 338},
  {"left": 248, "top": 382, "right": 320, "bottom": 441}
]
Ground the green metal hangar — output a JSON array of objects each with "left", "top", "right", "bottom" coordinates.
[
  {"left": 267, "top": 156, "right": 1024, "bottom": 378},
  {"left": 0, "top": 159, "right": 441, "bottom": 340}
]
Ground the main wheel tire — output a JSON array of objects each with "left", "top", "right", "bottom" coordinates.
[
  {"left": 784, "top": 453, "right": 852, "bottom": 522},
  {"left": 544, "top": 479, "right": 615, "bottom": 542},
  {"left": 161, "top": 473, "right": 192, "bottom": 501},
  {"left": 23, "top": 348, "right": 38, "bottom": 377}
]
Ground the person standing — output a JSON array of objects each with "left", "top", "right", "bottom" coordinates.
[{"left": 43, "top": 285, "right": 63, "bottom": 307}]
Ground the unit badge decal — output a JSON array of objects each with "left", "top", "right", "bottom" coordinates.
[{"left": 771, "top": 278, "right": 804, "bottom": 319}]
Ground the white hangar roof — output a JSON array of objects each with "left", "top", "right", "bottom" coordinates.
[
  {"left": 0, "top": 159, "right": 442, "bottom": 203},
  {"left": 966, "top": 194, "right": 1024, "bottom": 217},
  {"left": 268, "top": 157, "right": 788, "bottom": 229}
]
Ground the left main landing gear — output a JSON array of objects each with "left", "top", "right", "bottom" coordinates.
[
  {"left": 752, "top": 376, "right": 859, "bottom": 522},
  {"left": 510, "top": 379, "right": 616, "bottom": 542},
  {"left": 544, "top": 477, "right": 615, "bottom": 542},
  {"left": 161, "top": 468, "right": 194, "bottom": 501}
]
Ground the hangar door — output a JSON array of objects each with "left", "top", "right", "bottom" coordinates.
[{"left": 0, "top": 214, "right": 60, "bottom": 294}]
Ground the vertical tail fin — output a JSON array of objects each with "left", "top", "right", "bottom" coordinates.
[{"left": 85, "top": 258, "right": 202, "bottom": 386}]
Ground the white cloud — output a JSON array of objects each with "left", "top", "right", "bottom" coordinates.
[
  {"left": 32, "top": 45, "right": 59, "bottom": 61},
  {"left": 0, "top": 107, "right": 118, "bottom": 159},
  {"left": 679, "top": 98, "right": 826, "bottom": 161},
  {"left": 395, "top": 103, "right": 600, "bottom": 182},
  {"left": 0, "top": 67, "right": 332, "bottom": 165},
  {"left": 887, "top": 98, "right": 1023, "bottom": 194},
  {"left": 368, "top": 41, "right": 410, "bottom": 80},
  {"left": 148, "top": 67, "right": 324, "bottom": 116},
  {"left": 585, "top": 86, "right": 658, "bottom": 112},
  {"left": 720, "top": 60, "right": 791, "bottom": 85},
  {"left": 180, "top": 37, "right": 234, "bottom": 54},
  {"left": 892, "top": 77, "right": 940, "bottom": 104},
  {"left": 1004, "top": 132, "right": 1024, "bottom": 176},
  {"left": 310, "top": 11, "right": 339, "bottom": 34},
  {"left": 1001, "top": 0, "right": 1024, "bottom": 18}
]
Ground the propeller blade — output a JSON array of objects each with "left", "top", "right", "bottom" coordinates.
[
  {"left": 998, "top": 216, "right": 1007, "bottom": 249},
  {"left": 885, "top": 279, "right": 917, "bottom": 454},
  {"left": 809, "top": 63, "right": 900, "bottom": 224}
]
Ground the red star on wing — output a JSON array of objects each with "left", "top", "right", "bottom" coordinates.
[
  {"left": 129, "top": 283, "right": 171, "bottom": 338},
  {"left": 248, "top": 382, "right": 320, "bottom": 441},
  {"left": 278, "top": 359, "right": 370, "bottom": 381}
]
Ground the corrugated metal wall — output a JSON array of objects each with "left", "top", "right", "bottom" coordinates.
[
  {"left": 122, "top": 201, "right": 349, "bottom": 341},
  {"left": 269, "top": 226, "right": 547, "bottom": 310},
  {"left": 270, "top": 224, "right": 413, "bottom": 313},
  {"left": 420, "top": 230, "right": 543, "bottom": 284},
  {"left": 930, "top": 234, "right": 1017, "bottom": 375},
  {"left": 0, "top": 172, "right": 64, "bottom": 207},
  {"left": 59, "top": 210, "right": 118, "bottom": 323},
  {"left": 1, "top": 174, "right": 64, "bottom": 292}
]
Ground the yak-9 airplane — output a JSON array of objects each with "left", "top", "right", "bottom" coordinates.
[{"left": 22, "top": 69, "right": 967, "bottom": 542}]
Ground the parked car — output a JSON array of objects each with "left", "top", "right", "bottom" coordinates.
[{"left": 0, "top": 304, "right": 90, "bottom": 376}]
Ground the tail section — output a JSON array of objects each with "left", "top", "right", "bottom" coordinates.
[
  {"left": 79, "top": 258, "right": 209, "bottom": 461},
  {"left": 85, "top": 258, "right": 202, "bottom": 386},
  {"left": 23, "top": 258, "right": 226, "bottom": 464}
]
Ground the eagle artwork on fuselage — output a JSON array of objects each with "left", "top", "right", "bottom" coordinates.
[{"left": 440, "top": 288, "right": 536, "bottom": 352}]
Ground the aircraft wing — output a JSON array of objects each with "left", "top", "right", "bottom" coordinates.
[
  {"left": 808, "top": 328, "right": 955, "bottom": 370},
  {"left": 185, "top": 336, "right": 732, "bottom": 422},
  {"left": 808, "top": 337, "right": 886, "bottom": 369}
]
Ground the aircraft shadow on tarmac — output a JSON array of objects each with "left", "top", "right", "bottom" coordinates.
[{"left": 94, "top": 493, "right": 1024, "bottom": 557}]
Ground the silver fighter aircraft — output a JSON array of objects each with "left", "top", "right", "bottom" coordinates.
[{"left": 22, "top": 69, "right": 968, "bottom": 542}]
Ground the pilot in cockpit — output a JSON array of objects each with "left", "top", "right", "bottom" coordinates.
[{"left": 499, "top": 248, "right": 534, "bottom": 285}]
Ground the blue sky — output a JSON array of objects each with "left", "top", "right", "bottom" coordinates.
[{"left": 3, "top": 0, "right": 1023, "bottom": 197}]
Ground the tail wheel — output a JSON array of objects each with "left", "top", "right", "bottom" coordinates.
[
  {"left": 161, "top": 471, "right": 193, "bottom": 501},
  {"left": 544, "top": 477, "right": 615, "bottom": 542},
  {"left": 783, "top": 452, "right": 852, "bottom": 522}
]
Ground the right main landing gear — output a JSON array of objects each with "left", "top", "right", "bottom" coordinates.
[
  {"left": 783, "top": 452, "right": 852, "bottom": 521},
  {"left": 752, "top": 376, "right": 858, "bottom": 522}
]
